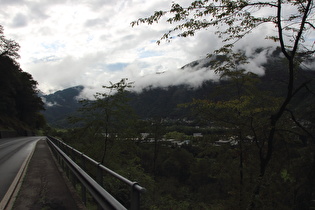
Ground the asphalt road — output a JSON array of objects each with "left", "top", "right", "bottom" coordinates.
[{"left": 0, "top": 136, "right": 42, "bottom": 201}]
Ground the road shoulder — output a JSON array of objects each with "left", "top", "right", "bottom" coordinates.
[{"left": 12, "top": 139, "right": 84, "bottom": 210}]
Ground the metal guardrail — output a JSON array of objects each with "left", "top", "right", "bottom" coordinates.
[{"left": 46, "top": 136, "right": 146, "bottom": 210}]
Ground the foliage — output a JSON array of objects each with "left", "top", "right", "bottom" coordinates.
[
  {"left": 132, "top": 0, "right": 315, "bottom": 208},
  {"left": 68, "top": 78, "right": 136, "bottom": 163},
  {"left": 0, "top": 25, "right": 20, "bottom": 59},
  {"left": 60, "top": 124, "right": 315, "bottom": 209},
  {"left": 0, "top": 25, "right": 45, "bottom": 132},
  {"left": 132, "top": 0, "right": 314, "bottom": 54}
]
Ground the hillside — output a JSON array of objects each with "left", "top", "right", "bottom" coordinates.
[
  {"left": 0, "top": 56, "right": 45, "bottom": 134},
  {"left": 41, "top": 48, "right": 315, "bottom": 128},
  {"left": 41, "top": 86, "right": 84, "bottom": 128}
]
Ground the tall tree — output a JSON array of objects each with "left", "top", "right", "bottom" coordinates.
[
  {"left": 188, "top": 68, "right": 282, "bottom": 208},
  {"left": 70, "top": 78, "right": 136, "bottom": 164},
  {"left": 132, "top": 0, "right": 315, "bottom": 208},
  {"left": 0, "top": 25, "right": 45, "bottom": 132}
]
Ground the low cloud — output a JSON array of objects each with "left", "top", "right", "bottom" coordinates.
[
  {"left": 41, "top": 97, "right": 60, "bottom": 107},
  {"left": 77, "top": 48, "right": 273, "bottom": 99}
]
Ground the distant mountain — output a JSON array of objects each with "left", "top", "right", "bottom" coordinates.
[
  {"left": 126, "top": 82, "right": 217, "bottom": 120},
  {"left": 41, "top": 48, "right": 315, "bottom": 128},
  {"left": 41, "top": 86, "right": 84, "bottom": 127},
  {"left": 41, "top": 83, "right": 217, "bottom": 128}
]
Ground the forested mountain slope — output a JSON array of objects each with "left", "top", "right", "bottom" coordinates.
[
  {"left": 42, "top": 48, "right": 315, "bottom": 128},
  {"left": 41, "top": 86, "right": 84, "bottom": 128}
]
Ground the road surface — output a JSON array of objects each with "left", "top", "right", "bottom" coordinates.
[{"left": 0, "top": 136, "right": 42, "bottom": 201}]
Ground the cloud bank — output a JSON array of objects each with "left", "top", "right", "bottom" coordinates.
[{"left": 1, "top": 0, "right": 311, "bottom": 98}]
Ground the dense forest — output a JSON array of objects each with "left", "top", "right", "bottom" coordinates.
[{"left": 0, "top": 25, "right": 45, "bottom": 136}]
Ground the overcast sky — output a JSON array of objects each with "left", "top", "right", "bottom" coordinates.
[{"left": 0, "top": 0, "right": 312, "bottom": 98}]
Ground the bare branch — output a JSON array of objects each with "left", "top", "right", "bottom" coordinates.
[
  {"left": 277, "top": 0, "right": 291, "bottom": 59},
  {"left": 292, "top": 0, "right": 313, "bottom": 56},
  {"left": 291, "top": 80, "right": 313, "bottom": 99},
  {"left": 305, "top": 21, "right": 315, "bottom": 29}
]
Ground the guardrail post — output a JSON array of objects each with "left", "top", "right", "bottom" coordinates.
[
  {"left": 130, "top": 183, "right": 141, "bottom": 210},
  {"left": 81, "top": 153, "right": 87, "bottom": 205},
  {"left": 96, "top": 163, "right": 104, "bottom": 210},
  {"left": 97, "top": 163, "right": 103, "bottom": 187},
  {"left": 71, "top": 148, "right": 78, "bottom": 187}
]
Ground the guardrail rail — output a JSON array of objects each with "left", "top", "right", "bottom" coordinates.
[{"left": 46, "top": 136, "right": 146, "bottom": 210}]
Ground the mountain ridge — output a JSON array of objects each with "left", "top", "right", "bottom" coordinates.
[{"left": 41, "top": 48, "right": 315, "bottom": 128}]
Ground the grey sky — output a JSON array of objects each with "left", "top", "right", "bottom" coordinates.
[{"left": 0, "top": 0, "right": 312, "bottom": 98}]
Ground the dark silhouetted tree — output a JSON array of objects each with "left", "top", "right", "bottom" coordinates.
[{"left": 0, "top": 25, "right": 45, "bottom": 131}]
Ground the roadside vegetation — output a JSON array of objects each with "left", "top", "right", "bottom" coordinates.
[{"left": 0, "top": 25, "right": 45, "bottom": 136}]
